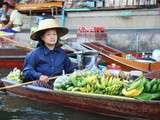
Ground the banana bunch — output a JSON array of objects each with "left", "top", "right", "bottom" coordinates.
[
  {"left": 101, "top": 75, "right": 124, "bottom": 95},
  {"left": 122, "top": 76, "right": 146, "bottom": 97},
  {"left": 135, "top": 78, "right": 160, "bottom": 100},
  {"left": 7, "top": 68, "right": 23, "bottom": 83},
  {"left": 144, "top": 78, "right": 160, "bottom": 93}
]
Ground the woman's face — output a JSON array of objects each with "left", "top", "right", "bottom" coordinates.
[{"left": 41, "top": 29, "right": 58, "bottom": 46}]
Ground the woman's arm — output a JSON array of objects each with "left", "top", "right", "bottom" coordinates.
[{"left": 23, "top": 52, "right": 42, "bottom": 81}]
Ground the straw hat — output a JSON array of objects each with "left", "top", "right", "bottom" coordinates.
[{"left": 30, "top": 19, "right": 68, "bottom": 41}]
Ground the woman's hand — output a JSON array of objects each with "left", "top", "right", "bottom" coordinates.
[{"left": 39, "top": 75, "right": 49, "bottom": 83}]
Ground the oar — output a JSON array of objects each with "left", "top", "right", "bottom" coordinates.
[
  {"left": 0, "top": 36, "right": 32, "bottom": 51},
  {"left": 0, "top": 74, "right": 69, "bottom": 90}
]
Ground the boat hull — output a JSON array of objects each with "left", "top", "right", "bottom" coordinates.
[
  {"left": 0, "top": 57, "right": 24, "bottom": 69},
  {"left": 83, "top": 42, "right": 160, "bottom": 72},
  {"left": 0, "top": 48, "right": 74, "bottom": 69},
  {"left": 2, "top": 80, "right": 160, "bottom": 120},
  {"left": 0, "top": 49, "right": 27, "bottom": 69}
]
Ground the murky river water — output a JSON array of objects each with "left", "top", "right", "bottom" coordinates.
[{"left": 0, "top": 94, "right": 131, "bottom": 120}]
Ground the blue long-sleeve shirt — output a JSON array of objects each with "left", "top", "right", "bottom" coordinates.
[{"left": 23, "top": 45, "right": 74, "bottom": 81}]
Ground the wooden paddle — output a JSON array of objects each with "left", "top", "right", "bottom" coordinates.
[
  {"left": 0, "top": 36, "right": 32, "bottom": 51},
  {"left": 0, "top": 36, "right": 77, "bottom": 53},
  {"left": 0, "top": 74, "right": 69, "bottom": 90}
]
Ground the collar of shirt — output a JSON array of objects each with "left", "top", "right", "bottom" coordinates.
[{"left": 43, "top": 45, "right": 61, "bottom": 56}]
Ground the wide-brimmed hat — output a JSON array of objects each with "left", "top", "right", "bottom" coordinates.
[
  {"left": 3, "top": 0, "right": 15, "bottom": 7},
  {"left": 30, "top": 19, "right": 68, "bottom": 41}
]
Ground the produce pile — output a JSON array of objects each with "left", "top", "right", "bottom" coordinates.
[
  {"left": 54, "top": 70, "right": 126, "bottom": 96},
  {"left": 6, "top": 68, "right": 160, "bottom": 100},
  {"left": 7, "top": 68, "right": 23, "bottom": 83},
  {"left": 54, "top": 70, "right": 160, "bottom": 100},
  {"left": 122, "top": 76, "right": 160, "bottom": 100}
]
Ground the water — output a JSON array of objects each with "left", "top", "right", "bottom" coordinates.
[
  {"left": 0, "top": 72, "right": 141, "bottom": 120},
  {"left": 0, "top": 95, "right": 130, "bottom": 120}
]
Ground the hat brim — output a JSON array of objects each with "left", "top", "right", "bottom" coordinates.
[{"left": 30, "top": 27, "right": 68, "bottom": 41}]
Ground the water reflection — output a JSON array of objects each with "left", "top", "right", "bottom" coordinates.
[{"left": 0, "top": 94, "right": 130, "bottom": 120}]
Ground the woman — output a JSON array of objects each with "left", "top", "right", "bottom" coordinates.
[
  {"left": 23, "top": 18, "right": 74, "bottom": 89},
  {"left": 1, "top": 0, "right": 23, "bottom": 32}
]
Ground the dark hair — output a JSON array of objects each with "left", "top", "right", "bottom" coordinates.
[{"left": 37, "top": 29, "right": 61, "bottom": 48}]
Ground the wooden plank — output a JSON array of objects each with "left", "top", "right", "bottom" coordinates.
[{"left": 108, "top": 55, "right": 150, "bottom": 72}]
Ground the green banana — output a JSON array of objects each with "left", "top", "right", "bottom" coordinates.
[
  {"left": 127, "top": 79, "right": 143, "bottom": 91},
  {"left": 150, "top": 84, "right": 158, "bottom": 93},
  {"left": 156, "top": 80, "right": 160, "bottom": 92},
  {"left": 144, "top": 80, "right": 151, "bottom": 93},
  {"left": 149, "top": 78, "right": 157, "bottom": 87},
  {"left": 148, "top": 79, "right": 157, "bottom": 92},
  {"left": 157, "top": 83, "right": 160, "bottom": 92},
  {"left": 144, "top": 79, "right": 158, "bottom": 93}
]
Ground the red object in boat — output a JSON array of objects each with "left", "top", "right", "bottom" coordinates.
[
  {"left": 132, "top": 53, "right": 142, "bottom": 59},
  {"left": 127, "top": 51, "right": 142, "bottom": 59},
  {"left": 107, "top": 63, "right": 121, "bottom": 70}
]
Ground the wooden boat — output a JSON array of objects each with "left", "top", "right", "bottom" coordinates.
[
  {"left": 0, "top": 36, "right": 74, "bottom": 69},
  {"left": 82, "top": 42, "right": 160, "bottom": 72},
  {"left": 0, "top": 48, "right": 28, "bottom": 69},
  {"left": 1, "top": 78, "right": 160, "bottom": 120},
  {"left": 0, "top": 48, "right": 75, "bottom": 69}
]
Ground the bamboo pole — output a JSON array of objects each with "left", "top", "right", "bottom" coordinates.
[
  {"left": 0, "top": 36, "right": 33, "bottom": 51},
  {"left": 0, "top": 74, "right": 70, "bottom": 90}
]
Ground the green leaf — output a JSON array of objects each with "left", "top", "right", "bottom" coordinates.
[{"left": 135, "top": 93, "right": 160, "bottom": 100}]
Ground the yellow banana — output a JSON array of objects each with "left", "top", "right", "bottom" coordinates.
[{"left": 122, "top": 86, "right": 144, "bottom": 97}]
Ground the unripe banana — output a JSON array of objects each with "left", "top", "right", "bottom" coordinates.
[{"left": 127, "top": 80, "right": 142, "bottom": 91}]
